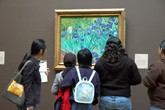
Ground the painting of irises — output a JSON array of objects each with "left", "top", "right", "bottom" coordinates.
[
  {"left": 60, "top": 16, "right": 118, "bottom": 63},
  {"left": 54, "top": 9, "right": 125, "bottom": 69}
]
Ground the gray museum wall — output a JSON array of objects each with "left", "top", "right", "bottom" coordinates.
[{"left": 0, "top": 0, "right": 165, "bottom": 110}]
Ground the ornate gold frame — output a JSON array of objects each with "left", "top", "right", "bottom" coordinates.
[{"left": 54, "top": 9, "right": 126, "bottom": 70}]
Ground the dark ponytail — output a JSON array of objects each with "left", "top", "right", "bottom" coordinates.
[{"left": 18, "top": 52, "right": 32, "bottom": 70}]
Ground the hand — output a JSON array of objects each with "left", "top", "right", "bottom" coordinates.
[
  {"left": 45, "top": 68, "right": 50, "bottom": 76},
  {"left": 92, "top": 97, "right": 98, "bottom": 105},
  {"left": 27, "top": 107, "right": 33, "bottom": 110}
]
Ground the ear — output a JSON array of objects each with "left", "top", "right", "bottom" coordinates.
[
  {"left": 40, "top": 49, "right": 44, "bottom": 55},
  {"left": 160, "top": 48, "right": 163, "bottom": 53},
  {"left": 160, "top": 48, "right": 165, "bottom": 56}
]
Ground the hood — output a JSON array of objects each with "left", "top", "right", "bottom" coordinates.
[{"left": 100, "top": 56, "right": 128, "bottom": 73}]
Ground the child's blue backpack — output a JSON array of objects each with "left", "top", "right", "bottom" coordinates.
[{"left": 73, "top": 67, "right": 96, "bottom": 104}]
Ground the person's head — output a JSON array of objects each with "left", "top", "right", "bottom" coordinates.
[
  {"left": 77, "top": 48, "right": 92, "bottom": 67},
  {"left": 63, "top": 53, "right": 76, "bottom": 67},
  {"left": 102, "top": 37, "right": 125, "bottom": 63},
  {"left": 159, "top": 39, "right": 165, "bottom": 58},
  {"left": 31, "top": 39, "right": 46, "bottom": 59},
  {"left": 18, "top": 39, "right": 46, "bottom": 70},
  {"left": 106, "top": 37, "right": 122, "bottom": 46}
]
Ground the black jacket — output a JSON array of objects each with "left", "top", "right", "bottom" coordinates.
[
  {"left": 94, "top": 55, "right": 141, "bottom": 97},
  {"left": 21, "top": 57, "right": 41, "bottom": 107}
]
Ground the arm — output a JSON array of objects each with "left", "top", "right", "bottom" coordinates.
[
  {"left": 94, "top": 72, "right": 100, "bottom": 97},
  {"left": 143, "top": 63, "right": 161, "bottom": 88},
  {"left": 93, "top": 72, "right": 100, "bottom": 105},
  {"left": 60, "top": 69, "right": 75, "bottom": 91},
  {"left": 51, "top": 72, "right": 63, "bottom": 95},
  {"left": 129, "top": 60, "right": 142, "bottom": 85},
  {"left": 94, "top": 60, "right": 100, "bottom": 73},
  {"left": 22, "top": 62, "right": 35, "bottom": 107}
]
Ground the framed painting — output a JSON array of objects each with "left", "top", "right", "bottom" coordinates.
[{"left": 54, "top": 9, "right": 126, "bottom": 70}]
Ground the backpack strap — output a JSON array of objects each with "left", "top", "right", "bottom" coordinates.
[
  {"left": 75, "top": 67, "right": 95, "bottom": 82},
  {"left": 75, "top": 67, "right": 81, "bottom": 81},
  {"left": 89, "top": 70, "right": 95, "bottom": 82},
  {"left": 17, "top": 60, "right": 32, "bottom": 75}
]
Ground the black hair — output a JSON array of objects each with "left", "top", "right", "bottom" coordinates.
[
  {"left": 102, "top": 37, "right": 125, "bottom": 63},
  {"left": 160, "top": 39, "right": 165, "bottom": 54},
  {"left": 77, "top": 48, "right": 92, "bottom": 66},
  {"left": 62, "top": 53, "right": 76, "bottom": 78},
  {"left": 18, "top": 39, "right": 46, "bottom": 70},
  {"left": 31, "top": 39, "right": 46, "bottom": 55}
]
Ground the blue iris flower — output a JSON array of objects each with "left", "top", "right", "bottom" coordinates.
[
  {"left": 97, "top": 18, "right": 102, "bottom": 23},
  {"left": 96, "top": 35, "right": 101, "bottom": 39},
  {"left": 72, "top": 33, "right": 78, "bottom": 39},
  {"left": 92, "top": 52, "right": 99, "bottom": 58},
  {"left": 92, "top": 23, "right": 97, "bottom": 29},
  {"left": 87, "top": 28, "right": 91, "bottom": 35},
  {"left": 114, "top": 22, "right": 118, "bottom": 25},
  {"left": 101, "top": 24, "right": 106, "bottom": 28},
  {"left": 79, "top": 36, "right": 84, "bottom": 41},
  {"left": 109, "top": 31, "right": 113, "bottom": 36},
  {"left": 111, "top": 17, "right": 116, "bottom": 21},
  {"left": 61, "top": 30, "right": 67, "bottom": 38}
]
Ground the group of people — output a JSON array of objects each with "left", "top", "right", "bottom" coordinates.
[{"left": 17, "top": 37, "right": 165, "bottom": 110}]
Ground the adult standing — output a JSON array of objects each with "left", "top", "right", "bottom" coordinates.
[
  {"left": 18, "top": 39, "right": 48, "bottom": 110},
  {"left": 143, "top": 39, "right": 165, "bottom": 110},
  {"left": 94, "top": 37, "right": 141, "bottom": 110}
]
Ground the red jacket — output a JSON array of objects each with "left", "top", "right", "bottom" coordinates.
[{"left": 55, "top": 88, "right": 71, "bottom": 110}]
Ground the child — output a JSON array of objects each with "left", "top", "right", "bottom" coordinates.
[
  {"left": 143, "top": 39, "right": 165, "bottom": 110},
  {"left": 60, "top": 48, "right": 100, "bottom": 110},
  {"left": 51, "top": 53, "right": 76, "bottom": 110}
]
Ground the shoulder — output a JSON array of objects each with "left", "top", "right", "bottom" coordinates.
[
  {"left": 69, "top": 67, "right": 77, "bottom": 73},
  {"left": 123, "top": 55, "right": 133, "bottom": 62},
  {"left": 23, "top": 58, "right": 40, "bottom": 71},
  {"left": 55, "top": 71, "right": 63, "bottom": 82},
  {"left": 149, "top": 60, "right": 164, "bottom": 70},
  {"left": 95, "top": 58, "right": 104, "bottom": 68},
  {"left": 56, "top": 71, "right": 63, "bottom": 78},
  {"left": 96, "top": 58, "right": 104, "bottom": 64},
  {"left": 122, "top": 56, "right": 136, "bottom": 66},
  {"left": 27, "top": 57, "right": 39, "bottom": 66},
  {"left": 23, "top": 60, "right": 35, "bottom": 69},
  {"left": 94, "top": 70, "right": 99, "bottom": 76},
  {"left": 63, "top": 67, "right": 77, "bottom": 78}
]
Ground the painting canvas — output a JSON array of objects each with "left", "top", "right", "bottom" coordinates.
[{"left": 54, "top": 9, "right": 125, "bottom": 70}]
